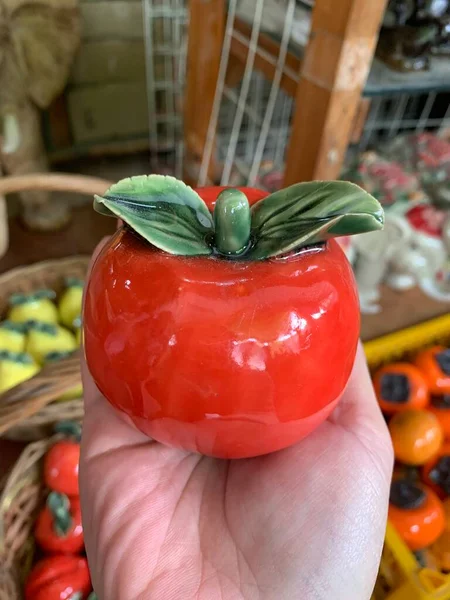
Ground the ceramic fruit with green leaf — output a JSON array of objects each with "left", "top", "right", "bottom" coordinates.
[
  {"left": 84, "top": 176, "right": 384, "bottom": 458},
  {"left": 58, "top": 278, "right": 84, "bottom": 330},
  {"left": 45, "top": 351, "right": 83, "bottom": 400},
  {"left": 0, "top": 320, "right": 27, "bottom": 353},
  {"left": 24, "top": 555, "right": 92, "bottom": 600},
  {"left": 25, "top": 321, "right": 77, "bottom": 364},
  {"left": 34, "top": 492, "right": 84, "bottom": 554},
  {"left": 0, "top": 350, "right": 40, "bottom": 394},
  {"left": 8, "top": 290, "right": 58, "bottom": 324}
]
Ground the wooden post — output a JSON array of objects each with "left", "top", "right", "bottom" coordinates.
[
  {"left": 184, "top": 0, "right": 225, "bottom": 185},
  {"left": 283, "top": 0, "right": 387, "bottom": 185}
]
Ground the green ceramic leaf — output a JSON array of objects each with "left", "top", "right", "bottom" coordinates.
[
  {"left": 9, "top": 289, "right": 55, "bottom": 305},
  {"left": 47, "top": 492, "right": 72, "bottom": 536},
  {"left": 0, "top": 350, "right": 34, "bottom": 364},
  {"left": 65, "top": 277, "right": 84, "bottom": 288},
  {"left": 94, "top": 175, "right": 214, "bottom": 256},
  {"left": 248, "top": 180, "right": 384, "bottom": 259},
  {"left": 0, "top": 320, "right": 27, "bottom": 334},
  {"left": 25, "top": 321, "right": 58, "bottom": 336},
  {"left": 54, "top": 420, "right": 82, "bottom": 441},
  {"left": 45, "top": 350, "right": 75, "bottom": 362}
]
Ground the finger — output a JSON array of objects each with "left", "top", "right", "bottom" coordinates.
[
  {"left": 330, "top": 342, "right": 382, "bottom": 426},
  {"left": 330, "top": 342, "right": 393, "bottom": 474}
]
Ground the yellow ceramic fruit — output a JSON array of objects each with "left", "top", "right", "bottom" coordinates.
[
  {"left": 45, "top": 351, "right": 83, "bottom": 400},
  {"left": 25, "top": 322, "right": 77, "bottom": 364},
  {"left": 58, "top": 279, "right": 84, "bottom": 329},
  {"left": 0, "top": 321, "right": 27, "bottom": 353},
  {"left": 73, "top": 317, "right": 82, "bottom": 347},
  {"left": 8, "top": 290, "right": 58, "bottom": 324},
  {"left": 0, "top": 351, "right": 40, "bottom": 394}
]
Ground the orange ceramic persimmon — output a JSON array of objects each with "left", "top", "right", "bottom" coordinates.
[
  {"left": 429, "top": 396, "right": 450, "bottom": 439},
  {"left": 389, "top": 409, "right": 443, "bottom": 465},
  {"left": 84, "top": 177, "right": 383, "bottom": 459},
  {"left": 389, "top": 479, "right": 445, "bottom": 551},
  {"left": 423, "top": 442, "right": 450, "bottom": 499},
  {"left": 415, "top": 346, "right": 450, "bottom": 395},
  {"left": 444, "top": 498, "right": 450, "bottom": 529},
  {"left": 373, "top": 363, "right": 429, "bottom": 415}
]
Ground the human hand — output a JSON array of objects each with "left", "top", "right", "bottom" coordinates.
[{"left": 80, "top": 246, "right": 393, "bottom": 600}]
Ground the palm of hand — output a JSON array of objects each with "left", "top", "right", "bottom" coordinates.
[{"left": 80, "top": 346, "right": 393, "bottom": 600}]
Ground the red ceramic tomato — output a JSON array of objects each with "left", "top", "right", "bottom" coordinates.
[
  {"left": 35, "top": 493, "right": 84, "bottom": 554},
  {"left": 25, "top": 555, "right": 91, "bottom": 600},
  {"left": 44, "top": 441, "right": 79, "bottom": 496},
  {"left": 85, "top": 179, "right": 383, "bottom": 458}
]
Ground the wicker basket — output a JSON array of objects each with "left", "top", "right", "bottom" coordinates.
[
  {"left": 0, "top": 172, "right": 112, "bottom": 440},
  {"left": 0, "top": 436, "right": 57, "bottom": 599}
]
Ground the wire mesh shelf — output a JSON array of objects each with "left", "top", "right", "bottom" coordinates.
[
  {"left": 195, "top": 0, "right": 450, "bottom": 188},
  {"left": 142, "top": 0, "right": 188, "bottom": 177}
]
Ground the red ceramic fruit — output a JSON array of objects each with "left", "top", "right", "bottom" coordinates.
[
  {"left": 373, "top": 363, "right": 429, "bottom": 415},
  {"left": 389, "top": 479, "right": 445, "bottom": 551},
  {"left": 25, "top": 555, "right": 91, "bottom": 600},
  {"left": 35, "top": 492, "right": 84, "bottom": 554},
  {"left": 84, "top": 176, "right": 383, "bottom": 458},
  {"left": 44, "top": 440, "right": 80, "bottom": 496}
]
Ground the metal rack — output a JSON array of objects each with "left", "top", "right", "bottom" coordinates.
[
  {"left": 142, "top": 0, "right": 188, "bottom": 177},
  {"left": 183, "top": 0, "right": 450, "bottom": 188}
]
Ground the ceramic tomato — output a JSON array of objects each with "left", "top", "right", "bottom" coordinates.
[
  {"left": 44, "top": 439, "right": 80, "bottom": 496},
  {"left": 84, "top": 176, "right": 383, "bottom": 458},
  {"left": 373, "top": 363, "right": 429, "bottom": 415},
  {"left": 415, "top": 346, "right": 450, "bottom": 395},
  {"left": 35, "top": 492, "right": 84, "bottom": 554},
  {"left": 25, "top": 555, "right": 91, "bottom": 600},
  {"left": 389, "top": 479, "right": 445, "bottom": 551},
  {"left": 389, "top": 409, "right": 443, "bottom": 465}
]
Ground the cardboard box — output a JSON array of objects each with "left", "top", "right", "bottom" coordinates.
[
  {"left": 80, "top": 2, "right": 143, "bottom": 39},
  {"left": 71, "top": 41, "right": 146, "bottom": 84},
  {"left": 67, "top": 82, "right": 149, "bottom": 143}
]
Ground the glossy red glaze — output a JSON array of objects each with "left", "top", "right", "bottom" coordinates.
[
  {"left": 44, "top": 441, "right": 80, "bottom": 496},
  {"left": 84, "top": 186, "right": 360, "bottom": 458},
  {"left": 25, "top": 555, "right": 91, "bottom": 600},
  {"left": 35, "top": 496, "right": 84, "bottom": 554}
]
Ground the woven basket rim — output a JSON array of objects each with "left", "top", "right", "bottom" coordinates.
[
  {"left": 0, "top": 255, "right": 89, "bottom": 437},
  {"left": 0, "top": 255, "right": 90, "bottom": 285}
]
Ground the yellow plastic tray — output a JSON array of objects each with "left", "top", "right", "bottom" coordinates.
[{"left": 364, "top": 314, "right": 450, "bottom": 600}]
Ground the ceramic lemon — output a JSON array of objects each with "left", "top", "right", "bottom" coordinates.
[
  {"left": 58, "top": 278, "right": 84, "bottom": 329},
  {"left": 0, "top": 321, "right": 27, "bottom": 353},
  {"left": 45, "top": 351, "right": 83, "bottom": 400},
  {"left": 25, "top": 321, "right": 77, "bottom": 364},
  {"left": 8, "top": 290, "right": 58, "bottom": 325},
  {"left": 0, "top": 351, "right": 40, "bottom": 394}
]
